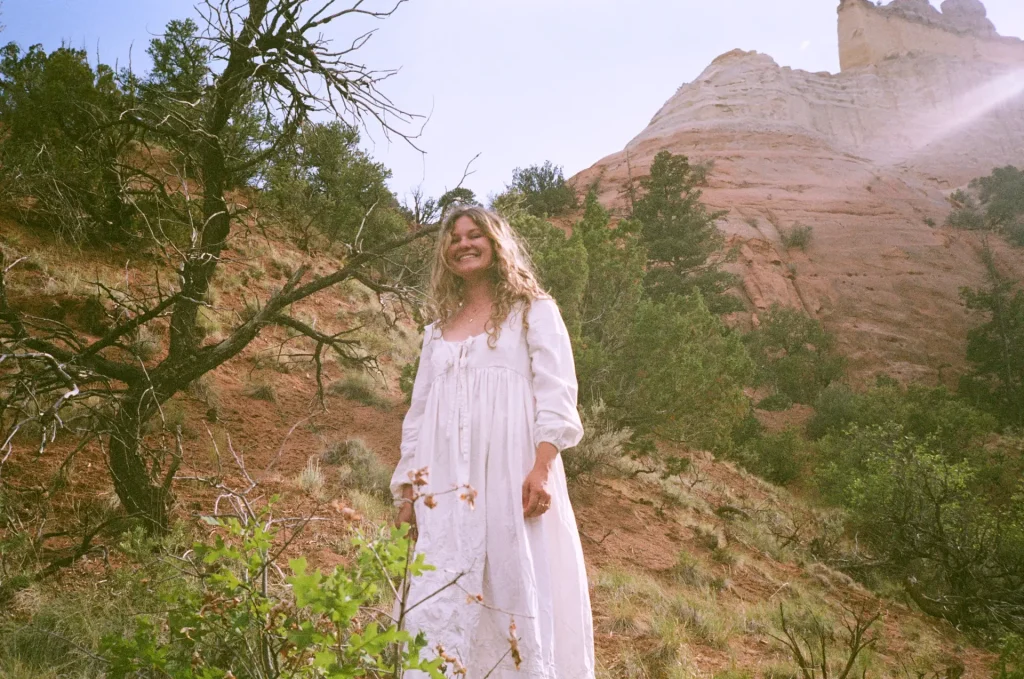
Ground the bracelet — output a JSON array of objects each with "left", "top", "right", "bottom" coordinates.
[{"left": 393, "top": 497, "right": 413, "bottom": 508}]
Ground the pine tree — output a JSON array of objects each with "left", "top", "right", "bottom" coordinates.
[
  {"left": 628, "top": 150, "right": 740, "bottom": 313},
  {"left": 960, "top": 246, "right": 1024, "bottom": 427}
]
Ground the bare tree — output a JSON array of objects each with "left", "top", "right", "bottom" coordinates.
[{"left": 0, "top": 0, "right": 434, "bottom": 533}]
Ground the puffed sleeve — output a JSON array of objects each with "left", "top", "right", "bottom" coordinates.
[
  {"left": 526, "top": 297, "right": 584, "bottom": 452},
  {"left": 390, "top": 325, "right": 435, "bottom": 499}
]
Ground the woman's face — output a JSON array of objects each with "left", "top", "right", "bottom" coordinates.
[{"left": 446, "top": 216, "right": 496, "bottom": 280}]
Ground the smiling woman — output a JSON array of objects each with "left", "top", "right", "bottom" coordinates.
[
  {"left": 443, "top": 215, "right": 497, "bottom": 337},
  {"left": 392, "top": 205, "right": 595, "bottom": 678}
]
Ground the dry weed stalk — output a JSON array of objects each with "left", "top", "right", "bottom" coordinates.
[{"left": 770, "top": 602, "right": 881, "bottom": 679}]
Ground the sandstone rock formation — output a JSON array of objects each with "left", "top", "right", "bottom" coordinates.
[
  {"left": 839, "top": 0, "right": 1024, "bottom": 70},
  {"left": 573, "top": 0, "right": 1024, "bottom": 384}
]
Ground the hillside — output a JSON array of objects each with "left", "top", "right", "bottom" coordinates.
[
  {"left": 0, "top": 216, "right": 1002, "bottom": 677},
  {"left": 573, "top": 0, "right": 1024, "bottom": 385}
]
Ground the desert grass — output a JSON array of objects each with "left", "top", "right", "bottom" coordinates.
[
  {"left": 244, "top": 378, "right": 277, "bottom": 403},
  {"left": 328, "top": 373, "right": 390, "bottom": 410}
]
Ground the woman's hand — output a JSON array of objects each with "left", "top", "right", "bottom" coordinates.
[
  {"left": 395, "top": 485, "right": 418, "bottom": 541},
  {"left": 523, "top": 442, "right": 558, "bottom": 519}
]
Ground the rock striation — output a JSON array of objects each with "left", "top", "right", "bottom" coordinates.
[{"left": 573, "top": 1, "right": 1024, "bottom": 384}]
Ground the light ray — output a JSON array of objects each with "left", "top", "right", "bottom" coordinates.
[{"left": 896, "top": 68, "right": 1024, "bottom": 161}]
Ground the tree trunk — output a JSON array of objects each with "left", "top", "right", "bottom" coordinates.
[{"left": 108, "top": 389, "right": 173, "bottom": 533}]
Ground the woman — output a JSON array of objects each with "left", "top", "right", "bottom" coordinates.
[{"left": 391, "top": 205, "right": 595, "bottom": 678}]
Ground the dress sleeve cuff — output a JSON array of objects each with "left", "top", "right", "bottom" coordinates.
[
  {"left": 535, "top": 423, "right": 583, "bottom": 454},
  {"left": 390, "top": 459, "right": 417, "bottom": 500}
]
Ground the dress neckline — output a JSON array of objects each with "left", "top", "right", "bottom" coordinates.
[{"left": 439, "top": 331, "right": 486, "bottom": 345}]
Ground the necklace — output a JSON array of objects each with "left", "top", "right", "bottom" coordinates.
[{"left": 462, "top": 302, "right": 490, "bottom": 324}]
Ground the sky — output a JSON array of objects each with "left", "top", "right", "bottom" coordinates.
[{"left": 3, "top": 0, "right": 1024, "bottom": 203}]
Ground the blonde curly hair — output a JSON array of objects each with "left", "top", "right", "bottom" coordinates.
[{"left": 428, "top": 205, "right": 547, "bottom": 347}]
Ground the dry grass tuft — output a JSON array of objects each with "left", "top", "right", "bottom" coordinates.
[
  {"left": 298, "top": 457, "right": 325, "bottom": 498},
  {"left": 321, "top": 438, "right": 391, "bottom": 499},
  {"left": 329, "top": 373, "right": 390, "bottom": 409},
  {"left": 244, "top": 378, "right": 277, "bottom": 403}
]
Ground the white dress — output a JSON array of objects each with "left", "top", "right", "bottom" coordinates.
[{"left": 391, "top": 297, "right": 595, "bottom": 679}]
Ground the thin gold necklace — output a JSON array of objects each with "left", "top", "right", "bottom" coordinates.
[{"left": 463, "top": 302, "right": 489, "bottom": 324}]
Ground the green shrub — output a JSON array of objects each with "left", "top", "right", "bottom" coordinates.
[
  {"left": 745, "top": 305, "right": 844, "bottom": 406},
  {"left": 0, "top": 525, "right": 190, "bottom": 678},
  {"left": 617, "top": 294, "right": 753, "bottom": 451},
  {"left": 946, "top": 204, "right": 986, "bottom": 230},
  {"left": 730, "top": 409, "right": 764, "bottom": 448},
  {"left": 398, "top": 357, "right": 419, "bottom": 404},
  {"left": 1005, "top": 221, "right": 1024, "bottom": 248},
  {"left": 738, "top": 429, "right": 805, "bottom": 486},
  {"left": 563, "top": 401, "right": 631, "bottom": 485},
  {"left": 512, "top": 213, "right": 589, "bottom": 337},
  {"left": 947, "top": 168, "right": 1024, "bottom": 242},
  {"left": 264, "top": 121, "right": 402, "bottom": 250},
  {"left": 780, "top": 224, "right": 813, "bottom": 250},
  {"left": 805, "top": 383, "right": 858, "bottom": 439},
  {"left": 0, "top": 43, "right": 135, "bottom": 244},
  {"left": 807, "top": 380, "right": 996, "bottom": 452},
  {"left": 521, "top": 184, "right": 752, "bottom": 456},
  {"left": 100, "top": 509, "right": 444, "bottom": 678},
  {"left": 974, "top": 166, "right": 1024, "bottom": 230},
  {"left": 816, "top": 424, "right": 1024, "bottom": 632}
]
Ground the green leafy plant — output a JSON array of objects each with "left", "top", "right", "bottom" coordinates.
[
  {"left": 946, "top": 167, "right": 1024, "bottom": 243},
  {"left": 807, "top": 380, "right": 995, "bottom": 450},
  {"left": 616, "top": 294, "right": 753, "bottom": 450},
  {"left": 518, "top": 190, "right": 752, "bottom": 455},
  {"left": 0, "top": 42, "right": 135, "bottom": 243},
  {"left": 507, "top": 161, "right": 578, "bottom": 218},
  {"left": 738, "top": 429, "right": 805, "bottom": 486},
  {"left": 745, "top": 305, "right": 845, "bottom": 406},
  {"left": 816, "top": 424, "right": 1024, "bottom": 632},
  {"left": 102, "top": 502, "right": 445, "bottom": 679},
  {"left": 265, "top": 121, "right": 403, "bottom": 252},
  {"left": 946, "top": 189, "right": 986, "bottom": 230}
]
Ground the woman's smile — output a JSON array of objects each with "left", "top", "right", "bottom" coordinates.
[{"left": 447, "top": 216, "right": 495, "bottom": 277}]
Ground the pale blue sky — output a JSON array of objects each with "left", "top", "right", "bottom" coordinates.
[{"left": 3, "top": 0, "right": 1023, "bottom": 202}]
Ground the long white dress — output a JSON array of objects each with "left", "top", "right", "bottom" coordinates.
[{"left": 390, "top": 297, "right": 595, "bottom": 679}]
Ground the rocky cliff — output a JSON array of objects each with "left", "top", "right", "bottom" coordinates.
[
  {"left": 573, "top": 1, "right": 1024, "bottom": 384},
  {"left": 839, "top": 0, "right": 1024, "bottom": 70}
]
